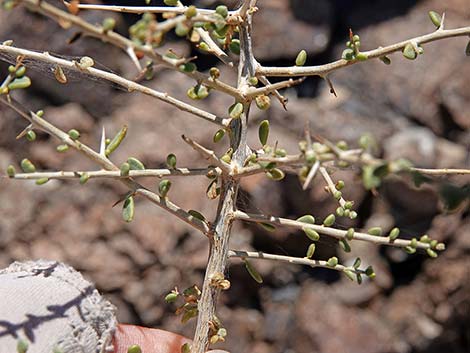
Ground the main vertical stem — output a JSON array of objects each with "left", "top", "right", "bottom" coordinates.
[{"left": 192, "top": 4, "right": 256, "bottom": 352}]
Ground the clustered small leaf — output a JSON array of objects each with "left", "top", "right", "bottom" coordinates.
[
  {"left": 244, "top": 259, "right": 263, "bottom": 283},
  {"left": 127, "top": 345, "right": 142, "bottom": 353},
  {"left": 105, "top": 125, "right": 127, "bottom": 157},
  {"left": 303, "top": 227, "right": 320, "bottom": 241},
  {"left": 323, "top": 214, "right": 335, "bottom": 227},
  {"left": 306, "top": 243, "right": 316, "bottom": 258},
  {"left": 122, "top": 196, "right": 135, "bottom": 222},
  {"left": 258, "top": 119, "right": 269, "bottom": 146},
  {"left": 428, "top": 11, "right": 442, "bottom": 28},
  {"left": 159, "top": 179, "right": 172, "bottom": 198},
  {"left": 295, "top": 50, "right": 307, "bottom": 66},
  {"left": 213, "top": 129, "right": 225, "bottom": 143},
  {"left": 166, "top": 153, "right": 177, "bottom": 169}
]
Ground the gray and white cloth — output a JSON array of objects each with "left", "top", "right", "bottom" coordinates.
[{"left": 0, "top": 260, "right": 117, "bottom": 353}]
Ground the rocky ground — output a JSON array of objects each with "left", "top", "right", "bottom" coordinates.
[{"left": 0, "top": 1, "right": 469, "bottom": 352}]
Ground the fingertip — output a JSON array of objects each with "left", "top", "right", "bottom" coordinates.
[{"left": 114, "top": 324, "right": 191, "bottom": 353}]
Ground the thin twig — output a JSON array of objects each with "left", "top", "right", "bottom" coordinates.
[
  {"left": 181, "top": 135, "right": 232, "bottom": 174},
  {"left": 234, "top": 210, "right": 435, "bottom": 251},
  {"left": 0, "top": 44, "right": 227, "bottom": 127},
  {"left": 258, "top": 25, "right": 470, "bottom": 77},
  {"left": 409, "top": 167, "right": 470, "bottom": 175},
  {"left": 6, "top": 168, "right": 215, "bottom": 181},
  {"left": 244, "top": 77, "right": 305, "bottom": 98},
  {"left": 302, "top": 160, "right": 320, "bottom": 190},
  {"left": 228, "top": 250, "right": 365, "bottom": 274},
  {"left": 0, "top": 97, "right": 210, "bottom": 234},
  {"left": 196, "top": 28, "right": 235, "bottom": 67},
  {"left": 68, "top": 2, "right": 236, "bottom": 16},
  {"left": 319, "top": 166, "right": 347, "bottom": 207},
  {"left": 19, "top": 0, "right": 243, "bottom": 99}
]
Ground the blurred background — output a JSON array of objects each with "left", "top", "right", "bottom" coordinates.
[{"left": 0, "top": 0, "right": 469, "bottom": 352}]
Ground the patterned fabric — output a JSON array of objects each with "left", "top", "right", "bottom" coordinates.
[{"left": 0, "top": 260, "right": 116, "bottom": 353}]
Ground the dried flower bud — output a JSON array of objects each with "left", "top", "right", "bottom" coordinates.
[
  {"left": 6, "top": 164, "right": 16, "bottom": 177},
  {"left": 295, "top": 50, "right": 307, "bottom": 66},
  {"left": 25, "top": 130, "right": 36, "bottom": 142},
  {"left": 20, "top": 158, "right": 35, "bottom": 173},
  {"left": 127, "top": 345, "right": 142, "bottom": 353},
  {"left": 78, "top": 56, "right": 94, "bottom": 69},
  {"left": 436, "top": 243, "right": 445, "bottom": 251},
  {"left": 323, "top": 214, "right": 335, "bottom": 227},
  {"left": 127, "top": 157, "right": 145, "bottom": 170},
  {"left": 209, "top": 67, "right": 220, "bottom": 79},
  {"left": 255, "top": 94, "right": 271, "bottom": 110},
  {"left": 8, "top": 76, "right": 31, "bottom": 90}
]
